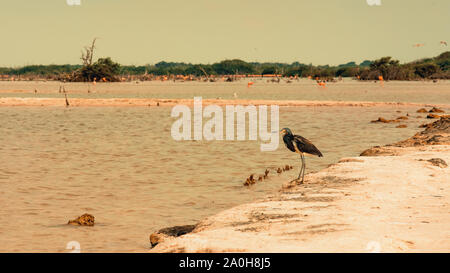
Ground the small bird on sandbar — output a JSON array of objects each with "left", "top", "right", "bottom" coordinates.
[{"left": 280, "top": 128, "right": 323, "bottom": 184}]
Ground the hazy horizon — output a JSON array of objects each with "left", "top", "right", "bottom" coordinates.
[{"left": 0, "top": 0, "right": 448, "bottom": 67}]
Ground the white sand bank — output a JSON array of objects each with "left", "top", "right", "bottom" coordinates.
[
  {"left": 150, "top": 144, "right": 449, "bottom": 253},
  {"left": 1, "top": 97, "right": 449, "bottom": 108}
]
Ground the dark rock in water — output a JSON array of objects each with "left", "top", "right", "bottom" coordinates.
[
  {"left": 68, "top": 214, "right": 95, "bottom": 226},
  {"left": 371, "top": 117, "right": 399, "bottom": 123},
  {"left": 277, "top": 168, "right": 282, "bottom": 174},
  {"left": 371, "top": 117, "right": 388, "bottom": 123},
  {"left": 263, "top": 169, "right": 270, "bottom": 179},
  {"left": 244, "top": 174, "right": 256, "bottom": 186},
  {"left": 150, "top": 224, "right": 196, "bottom": 248},
  {"left": 396, "top": 124, "right": 407, "bottom": 128},
  {"left": 396, "top": 116, "right": 408, "bottom": 120},
  {"left": 429, "top": 107, "right": 445, "bottom": 113},
  {"left": 427, "top": 158, "right": 448, "bottom": 168},
  {"left": 417, "top": 108, "right": 428, "bottom": 113}
]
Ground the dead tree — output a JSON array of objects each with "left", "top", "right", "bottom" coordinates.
[{"left": 81, "top": 38, "right": 97, "bottom": 66}]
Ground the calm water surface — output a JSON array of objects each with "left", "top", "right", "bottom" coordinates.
[
  {"left": 1, "top": 79, "right": 450, "bottom": 104},
  {"left": 0, "top": 102, "right": 445, "bottom": 252}
]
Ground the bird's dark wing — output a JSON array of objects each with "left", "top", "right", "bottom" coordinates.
[
  {"left": 283, "top": 134, "right": 296, "bottom": 153},
  {"left": 293, "top": 135, "right": 323, "bottom": 157}
]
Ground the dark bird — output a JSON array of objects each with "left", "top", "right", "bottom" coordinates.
[{"left": 280, "top": 128, "right": 323, "bottom": 184}]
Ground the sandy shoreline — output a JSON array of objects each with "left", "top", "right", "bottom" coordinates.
[
  {"left": 149, "top": 118, "right": 450, "bottom": 253},
  {"left": 1, "top": 97, "right": 449, "bottom": 108}
]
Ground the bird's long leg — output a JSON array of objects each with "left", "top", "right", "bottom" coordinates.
[
  {"left": 301, "top": 154, "right": 306, "bottom": 183},
  {"left": 297, "top": 155, "right": 302, "bottom": 179},
  {"left": 297, "top": 153, "right": 304, "bottom": 181}
]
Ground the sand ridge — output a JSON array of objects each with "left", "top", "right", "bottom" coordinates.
[{"left": 1, "top": 97, "right": 449, "bottom": 108}]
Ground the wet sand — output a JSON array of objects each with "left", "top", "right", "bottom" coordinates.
[
  {"left": 1, "top": 97, "right": 449, "bottom": 108},
  {"left": 150, "top": 118, "right": 450, "bottom": 253}
]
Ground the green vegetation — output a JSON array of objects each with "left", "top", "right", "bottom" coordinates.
[
  {"left": 357, "top": 52, "right": 450, "bottom": 80},
  {"left": 1, "top": 51, "right": 449, "bottom": 81},
  {"left": 0, "top": 65, "right": 80, "bottom": 77},
  {"left": 63, "top": 39, "right": 121, "bottom": 82}
]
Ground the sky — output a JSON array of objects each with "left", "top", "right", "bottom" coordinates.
[{"left": 0, "top": 0, "right": 449, "bottom": 67}]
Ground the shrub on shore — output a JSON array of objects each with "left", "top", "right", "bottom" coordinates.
[{"left": 65, "top": 57, "right": 121, "bottom": 82}]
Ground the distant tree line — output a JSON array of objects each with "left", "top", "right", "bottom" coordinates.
[
  {"left": 1, "top": 51, "right": 449, "bottom": 81},
  {"left": 358, "top": 52, "right": 450, "bottom": 80}
]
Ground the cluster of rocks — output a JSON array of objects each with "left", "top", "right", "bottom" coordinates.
[
  {"left": 417, "top": 107, "right": 445, "bottom": 113},
  {"left": 417, "top": 107, "right": 448, "bottom": 119},
  {"left": 371, "top": 115, "right": 410, "bottom": 127},
  {"left": 361, "top": 116, "right": 450, "bottom": 156},
  {"left": 243, "top": 165, "right": 293, "bottom": 186},
  {"left": 371, "top": 107, "right": 447, "bottom": 129},
  {"left": 371, "top": 117, "right": 404, "bottom": 123}
]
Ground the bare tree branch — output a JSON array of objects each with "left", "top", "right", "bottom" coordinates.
[{"left": 81, "top": 38, "right": 97, "bottom": 66}]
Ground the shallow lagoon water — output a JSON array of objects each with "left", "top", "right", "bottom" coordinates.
[
  {"left": 1, "top": 80, "right": 449, "bottom": 252},
  {"left": 0, "top": 102, "right": 445, "bottom": 252}
]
